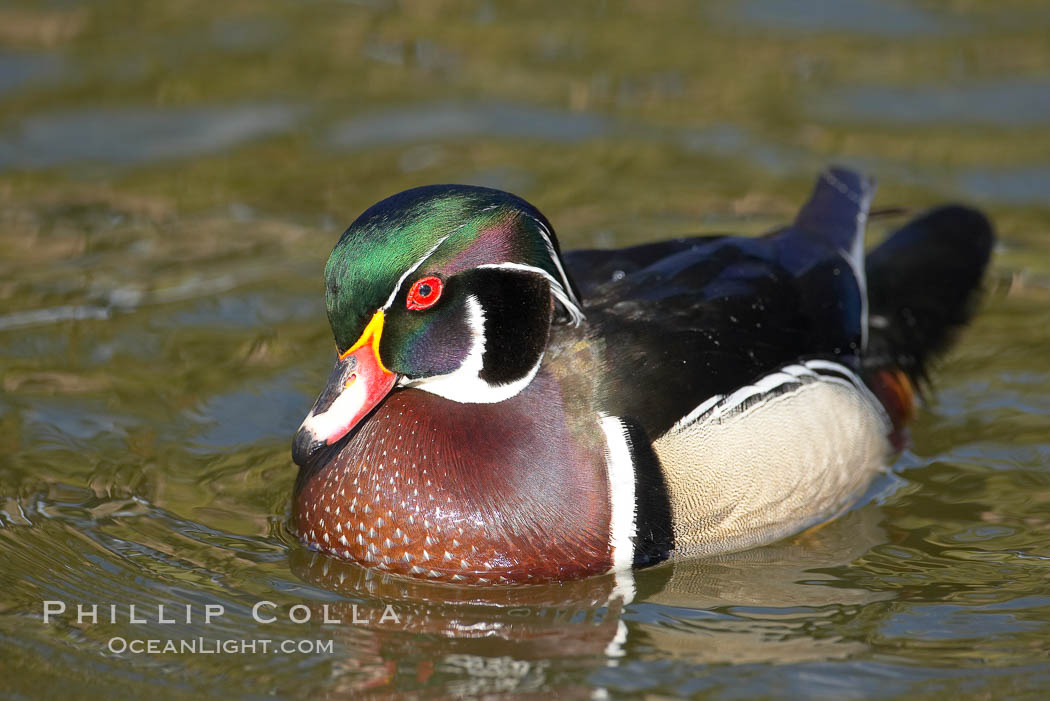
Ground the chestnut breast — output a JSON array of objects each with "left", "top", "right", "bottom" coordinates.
[{"left": 293, "top": 370, "right": 612, "bottom": 584}]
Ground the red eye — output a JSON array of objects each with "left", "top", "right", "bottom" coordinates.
[{"left": 406, "top": 276, "right": 443, "bottom": 310}]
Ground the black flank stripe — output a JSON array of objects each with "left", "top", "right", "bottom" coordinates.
[{"left": 622, "top": 419, "right": 674, "bottom": 568}]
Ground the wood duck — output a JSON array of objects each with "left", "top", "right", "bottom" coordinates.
[{"left": 291, "top": 167, "right": 994, "bottom": 585}]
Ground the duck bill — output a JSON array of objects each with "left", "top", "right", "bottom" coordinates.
[{"left": 292, "top": 311, "right": 398, "bottom": 466}]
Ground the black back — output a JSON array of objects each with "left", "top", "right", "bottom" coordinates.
[{"left": 562, "top": 168, "right": 874, "bottom": 438}]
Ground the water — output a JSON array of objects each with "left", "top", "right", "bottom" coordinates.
[{"left": 2, "top": 1, "right": 1049, "bottom": 698}]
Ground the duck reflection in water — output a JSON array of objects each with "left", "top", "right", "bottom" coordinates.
[{"left": 289, "top": 504, "right": 890, "bottom": 695}]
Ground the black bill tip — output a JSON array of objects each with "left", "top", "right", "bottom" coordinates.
[{"left": 291, "top": 426, "right": 325, "bottom": 467}]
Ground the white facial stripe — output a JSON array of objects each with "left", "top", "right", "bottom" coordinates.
[
  {"left": 475, "top": 262, "right": 585, "bottom": 325},
  {"left": 403, "top": 294, "right": 543, "bottom": 403},
  {"left": 599, "top": 413, "right": 637, "bottom": 574},
  {"left": 381, "top": 235, "right": 450, "bottom": 311},
  {"left": 522, "top": 212, "right": 583, "bottom": 311}
]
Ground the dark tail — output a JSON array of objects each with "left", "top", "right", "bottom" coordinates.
[{"left": 864, "top": 205, "right": 995, "bottom": 387}]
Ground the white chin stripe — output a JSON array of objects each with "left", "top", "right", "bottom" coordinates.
[
  {"left": 599, "top": 413, "right": 638, "bottom": 573},
  {"left": 404, "top": 294, "right": 543, "bottom": 403}
]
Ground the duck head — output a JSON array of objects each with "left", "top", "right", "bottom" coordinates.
[{"left": 292, "top": 185, "right": 583, "bottom": 466}]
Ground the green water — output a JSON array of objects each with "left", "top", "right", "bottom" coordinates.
[{"left": 2, "top": 1, "right": 1050, "bottom": 698}]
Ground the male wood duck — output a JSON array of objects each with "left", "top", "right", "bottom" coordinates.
[{"left": 291, "top": 167, "right": 994, "bottom": 585}]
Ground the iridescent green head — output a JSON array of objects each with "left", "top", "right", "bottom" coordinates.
[
  {"left": 293, "top": 185, "right": 584, "bottom": 465},
  {"left": 324, "top": 185, "right": 581, "bottom": 350}
]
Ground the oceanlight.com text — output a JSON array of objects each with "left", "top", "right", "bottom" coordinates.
[{"left": 106, "top": 637, "right": 335, "bottom": 655}]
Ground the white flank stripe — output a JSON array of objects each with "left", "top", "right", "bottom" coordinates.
[
  {"left": 671, "top": 371, "right": 801, "bottom": 434},
  {"left": 780, "top": 363, "right": 819, "bottom": 379},
  {"left": 598, "top": 414, "right": 637, "bottom": 573},
  {"left": 802, "top": 359, "right": 875, "bottom": 398},
  {"left": 719, "top": 370, "right": 799, "bottom": 412},
  {"left": 670, "top": 392, "right": 724, "bottom": 433},
  {"left": 803, "top": 359, "right": 887, "bottom": 426},
  {"left": 670, "top": 359, "right": 889, "bottom": 435}
]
